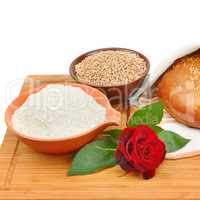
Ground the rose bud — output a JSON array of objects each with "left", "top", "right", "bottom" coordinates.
[{"left": 115, "top": 125, "right": 166, "bottom": 179}]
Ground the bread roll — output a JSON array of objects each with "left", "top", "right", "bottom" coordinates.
[{"left": 157, "top": 49, "right": 200, "bottom": 128}]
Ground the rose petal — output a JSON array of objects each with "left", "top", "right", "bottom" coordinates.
[
  {"left": 131, "top": 125, "right": 165, "bottom": 171},
  {"left": 118, "top": 127, "right": 134, "bottom": 147},
  {"left": 115, "top": 149, "right": 135, "bottom": 172},
  {"left": 143, "top": 169, "right": 156, "bottom": 179},
  {"left": 118, "top": 128, "right": 135, "bottom": 161},
  {"left": 138, "top": 140, "right": 165, "bottom": 170}
]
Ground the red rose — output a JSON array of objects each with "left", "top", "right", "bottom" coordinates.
[{"left": 115, "top": 125, "right": 166, "bottom": 179}]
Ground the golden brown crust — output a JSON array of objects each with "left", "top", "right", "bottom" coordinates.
[{"left": 157, "top": 49, "right": 200, "bottom": 128}]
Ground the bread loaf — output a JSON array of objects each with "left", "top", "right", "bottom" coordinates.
[{"left": 157, "top": 49, "right": 200, "bottom": 128}]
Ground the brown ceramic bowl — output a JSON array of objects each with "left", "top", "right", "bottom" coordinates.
[
  {"left": 70, "top": 47, "right": 150, "bottom": 106},
  {"left": 5, "top": 83, "right": 121, "bottom": 154}
]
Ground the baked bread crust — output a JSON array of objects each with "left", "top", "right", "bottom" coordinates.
[{"left": 157, "top": 49, "right": 200, "bottom": 128}]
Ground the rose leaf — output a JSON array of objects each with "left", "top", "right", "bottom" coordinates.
[
  {"left": 103, "top": 129, "right": 122, "bottom": 144},
  {"left": 128, "top": 101, "right": 164, "bottom": 127},
  {"left": 157, "top": 130, "right": 190, "bottom": 153},
  {"left": 149, "top": 125, "right": 163, "bottom": 134},
  {"left": 68, "top": 139, "right": 117, "bottom": 176}
]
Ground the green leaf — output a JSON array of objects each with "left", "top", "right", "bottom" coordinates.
[
  {"left": 68, "top": 139, "right": 117, "bottom": 176},
  {"left": 128, "top": 101, "right": 164, "bottom": 126},
  {"left": 149, "top": 125, "right": 163, "bottom": 134},
  {"left": 103, "top": 129, "right": 122, "bottom": 144},
  {"left": 157, "top": 130, "right": 190, "bottom": 153}
]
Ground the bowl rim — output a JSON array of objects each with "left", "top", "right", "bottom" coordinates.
[
  {"left": 70, "top": 47, "right": 150, "bottom": 88},
  {"left": 5, "top": 83, "right": 121, "bottom": 142}
]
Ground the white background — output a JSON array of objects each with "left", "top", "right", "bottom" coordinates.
[{"left": 0, "top": 0, "right": 200, "bottom": 145}]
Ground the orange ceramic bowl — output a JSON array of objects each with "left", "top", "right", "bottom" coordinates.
[{"left": 5, "top": 83, "right": 121, "bottom": 154}]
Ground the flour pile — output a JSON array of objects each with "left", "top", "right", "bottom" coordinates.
[{"left": 12, "top": 84, "right": 106, "bottom": 139}]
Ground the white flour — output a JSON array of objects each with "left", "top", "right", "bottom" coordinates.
[{"left": 12, "top": 84, "right": 106, "bottom": 139}]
